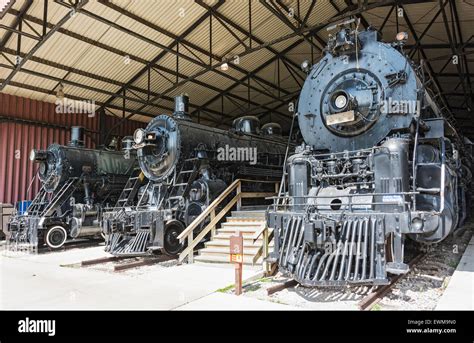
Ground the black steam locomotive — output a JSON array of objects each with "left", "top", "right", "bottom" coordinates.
[
  {"left": 8, "top": 127, "right": 138, "bottom": 249},
  {"left": 267, "top": 24, "right": 472, "bottom": 286},
  {"left": 103, "top": 95, "right": 290, "bottom": 256}
]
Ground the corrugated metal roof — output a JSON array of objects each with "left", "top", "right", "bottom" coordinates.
[{"left": 1, "top": 0, "right": 473, "bottom": 133}]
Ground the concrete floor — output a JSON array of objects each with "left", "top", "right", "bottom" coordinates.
[
  {"left": 436, "top": 236, "right": 474, "bottom": 310},
  {"left": 0, "top": 244, "right": 263, "bottom": 310},
  {"left": 176, "top": 292, "right": 300, "bottom": 310},
  {"left": 4, "top": 237, "right": 472, "bottom": 311}
]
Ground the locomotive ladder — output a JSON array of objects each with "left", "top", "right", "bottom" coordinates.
[
  {"left": 26, "top": 188, "right": 49, "bottom": 217},
  {"left": 39, "top": 178, "right": 78, "bottom": 217},
  {"left": 417, "top": 62, "right": 457, "bottom": 127},
  {"left": 166, "top": 158, "right": 201, "bottom": 207},
  {"left": 127, "top": 158, "right": 201, "bottom": 211},
  {"left": 114, "top": 170, "right": 144, "bottom": 208},
  {"left": 25, "top": 172, "right": 58, "bottom": 216}
]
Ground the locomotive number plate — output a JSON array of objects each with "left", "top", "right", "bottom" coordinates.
[{"left": 326, "top": 110, "right": 355, "bottom": 125}]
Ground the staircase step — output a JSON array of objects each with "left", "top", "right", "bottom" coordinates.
[
  {"left": 221, "top": 221, "right": 264, "bottom": 227},
  {"left": 205, "top": 240, "right": 274, "bottom": 248},
  {"left": 240, "top": 205, "right": 268, "bottom": 210},
  {"left": 213, "top": 233, "right": 263, "bottom": 241},
  {"left": 226, "top": 217, "right": 266, "bottom": 222},
  {"left": 194, "top": 254, "right": 262, "bottom": 265},
  {"left": 199, "top": 247, "right": 260, "bottom": 255},
  {"left": 231, "top": 210, "right": 266, "bottom": 218},
  {"left": 217, "top": 228, "right": 260, "bottom": 235}
]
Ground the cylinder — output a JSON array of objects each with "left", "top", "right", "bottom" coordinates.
[{"left": 69, "top": 126, "right": 85, "bottom": 147}]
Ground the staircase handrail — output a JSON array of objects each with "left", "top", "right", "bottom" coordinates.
[{"left": 177, "top": 178, "right": 278, "bottom": 263}]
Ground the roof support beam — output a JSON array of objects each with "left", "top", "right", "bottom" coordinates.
[
  {"left": 436, "top": 72, "right": 474, "bottom": 77},
  {"left": 56, "top": 0, "right": 289, "bottom": 111},
  {"left": 103, "top": 0, "right": 288, "bottom": 97},
  {"left": 408, "top": 1, "right": 447, "bottom": 58},
  {"left": 0, "top": 76, "right": 224, "bottom": 127},
  {"left": 3, "top": 5, "right": 288, "bottom": 121},
  {"left": 54, "top": 0, "right": 223, "bottom": 113},
  {"left": 438, "top": 0, "right": 469, "bottom": 107},
  {"left": 99, "top": 0, "right": 290, "bottom": 99},
  {"left": 0, "top": 0, "right": 89, "bottom": 91},
  {"left": 0, "top": 0, "right": 32, "bottom": 50},
  {"left": 450, "top": 0, "right": 473, "bottom": 107},
  {"left": 343, "top": 0, "right": 370, "bottom": 29},
  {"left": 260, "top": 0, "right": 321, "bottom": 51},
  {"left": 195, "top": 0, "right": 307, "bottom": 76},
  {"left": 0, "top": 24, "right": 40, "bottom": 41},
  {"left": 405, "top": 43, "right": 474, "bottom": 49},
  {"left": 400, "top": 3, "right": 455, "bottom": 123},
  {"left": 191, "top": 0, "right": 372, "bottom": 119},
  {"left": 379, "top": 5, "right": 395, "bottom": 32},
  {"left": 276, "top": 0, "right": 327, "bottom": 47},
  {"left": 190, "top": 37, "right": 306, "bottom": 120}
]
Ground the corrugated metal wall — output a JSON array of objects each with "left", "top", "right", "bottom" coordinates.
[{"left": 0, "top": 93, "right": 146, "bottom": 206}]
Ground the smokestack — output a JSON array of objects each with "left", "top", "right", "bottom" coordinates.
[
  {"left": 69, "top": 126, "right": 85, "bottom": 147},
  {"left": 173, "top": 94, "right": 190, "bottom": 120}
]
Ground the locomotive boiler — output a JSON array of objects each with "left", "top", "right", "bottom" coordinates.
[
  {"left": 8, "top": 127, "right": 138, "bottom": 249},
  {"left": 267, "top": 24, "right": 472, "bottom": 286},
  {"left": 103, "top": 95, "right": 290, "bottom": 256}
]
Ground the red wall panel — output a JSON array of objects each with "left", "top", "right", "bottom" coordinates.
[{"left": 0, "top": 93, "right": 146, "bottom": 206}]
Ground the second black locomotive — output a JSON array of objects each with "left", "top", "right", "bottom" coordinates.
[{"left": 103, "top": 95, "right": 290, "bottom": 256}]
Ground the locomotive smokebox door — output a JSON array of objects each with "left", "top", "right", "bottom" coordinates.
[{"left": 230, "top": 233, "right": 243, "bottom": 263}]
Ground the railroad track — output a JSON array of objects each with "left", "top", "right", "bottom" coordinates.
[
  {"left": 5, "top": 239, "right": 104, "bottom": 254},
  {"left": 77, "top": 254, "right": 176, "bottom": 272},
  {"left": 38, "top": 239, "right": 103, "bottom": 254},
  {"left": 358, "top": 253, "right": 426, "bottom": 310},
  {"left": 265, "top": 253, "right": 427, "bottom": 305}
]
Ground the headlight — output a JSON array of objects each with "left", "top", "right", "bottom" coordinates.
[
  {"left": 133, "top": 129, "right": 145, "bottom": 144},
  {"left": 29, "top": 149, "right": 37, "bottom": 161},
  {"left": 29, "top": 149, "right": 48, "bottom": 162},
  {"left": 335, "top": 94, "right": 348, "bottom": 109}
]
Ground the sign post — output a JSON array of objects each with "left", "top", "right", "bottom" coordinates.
[{"left": 230, "top": 231, "right": 244, "bottom": 295}]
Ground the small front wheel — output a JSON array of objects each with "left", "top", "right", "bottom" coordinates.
[
  {"left": 163, "top": 220, "right": 185, "bottom": 256},
  {"left": 45, "top": 225, "right": 67, "bottom": 249}
]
